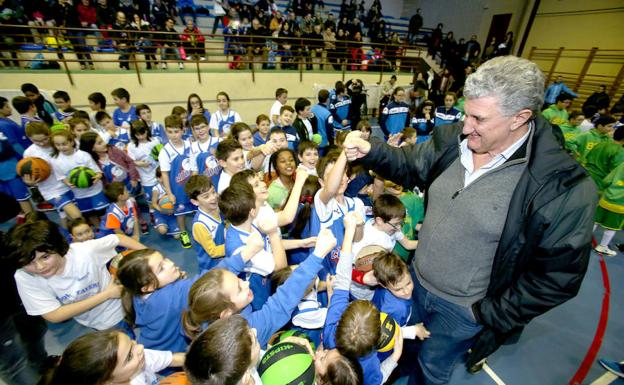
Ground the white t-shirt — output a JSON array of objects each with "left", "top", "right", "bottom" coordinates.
[
  {"left": 130, "top": 349, "right": 172, "bottom": 385},
  {"left": 217, "top": 171, "right": 233, "bottom": 194},
  {"left": 231, "top": 223, "right": 275, "bottom": 277},
  {"left": 14, "top": 235, "right": 124, "bottom": 330},
  {"left": 269, "top": 100, "right": 283, "bottom": 128},
  {"left": 208, "top": 109, "right": 242, "bottom": 136},
  {"left": 314, "top": 190, "right": 366, "bottom": 233},
  {"left": 50, "top": 149, "right": 104, "bottom": 198},
  {"left": 352, "top": 218, "right": 404, "bottom": 258},
  {"left": 127, "top": 138, "right": 160, "bottom": 187},
  {"left": 23, "top": 144, "right": 70, "bottom": 201},
  {"left": 292, "top": 286, "right": 327, "bottom": 329}
]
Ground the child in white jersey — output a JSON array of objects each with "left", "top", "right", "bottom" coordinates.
[{"left": 209, "top": 91, "right": 242, "bottom": 137}]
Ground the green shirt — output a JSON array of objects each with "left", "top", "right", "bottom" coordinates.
[
  {"left": 559, "top": 122, "right": 582, "bottom": 151},
  {"left": 393, "top": 191, "right": 425, "bottom": 261},
  {"left": 267, "top": 179, "right": 290, "bottom": 210},
  {"left": 600, "top": 162, "right": 624, "bottom": 211},
  {"left": 584, "top": 141, "right": 624, "bottom": 191},
  {"left": 542, "top": 105, "right": 569, "bottom": 126},
  {"left": 567, "top": 128, "right": 612, "bottom": 165}
]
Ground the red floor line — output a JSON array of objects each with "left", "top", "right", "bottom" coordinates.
[{"left": 568, "top": 246, "right": 611, "bottom": 385}]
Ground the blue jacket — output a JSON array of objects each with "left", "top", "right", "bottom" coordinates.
[
  {"left": 434, "top": 106, "right": 462, "bottom": 127},
  {"left": 544, "top": 82, "right": 578, "bottom": 104},
  {"left": 380, "top": 101, "right": 410, "bottom": 136},
  {"left": 330, "top": 95, "right": 352, "bottom": 131},
  {"left": 372, "top": 288, "right": 412, "bottom": 326},
  {"left": 310, "top": 103, "right": 334, "bottom": 148}
]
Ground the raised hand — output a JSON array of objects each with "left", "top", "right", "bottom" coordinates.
[{"left": 313, "top": 228, "right": 337, "bottom": 257}]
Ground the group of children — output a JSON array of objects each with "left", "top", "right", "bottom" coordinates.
[{"left": 2, "top": 81, "right": 431, "bottom": 385}]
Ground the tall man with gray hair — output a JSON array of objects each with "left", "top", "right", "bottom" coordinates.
[{"left": 343, "top": 56, "right": 597, "bottom": 384}]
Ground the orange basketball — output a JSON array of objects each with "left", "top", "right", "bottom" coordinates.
[
  {"left": 16, "top": 157, "right": 51, "bottom": 181},
  {"left": 158, "top": 372, "right": 191, "bottom": 385}
]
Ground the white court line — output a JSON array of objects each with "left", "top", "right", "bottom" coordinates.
[
  {"left": 590, "top": 372, "right": 618, "bottom": 385},
  {"left": 483, "top": 363, "right": 506, "bottom": 385}
]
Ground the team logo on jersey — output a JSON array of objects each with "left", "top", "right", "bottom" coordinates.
[
  {"left": 113, "top": 141, "right": 127, "bottom": 150},
  {"left": 203, "top": 156, "right": 220, "bottom": 177},
  {"left": 175, "top": 158, "right": 192, "bottom": 185},
  {"left": 111, "top": 165, "right": 128, "bottom": 182},
  {"left": 125, "top": 217, "right": 135, "bottom": 235},
  {"left": 222, "top": 123, "right": 232, "bottom": 134}
]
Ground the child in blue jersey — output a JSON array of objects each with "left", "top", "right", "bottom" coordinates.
[
  {"left": 136, "top": 103, "right": 166, "bottom": 144},
  {"left": 0, "top": 96, "right": 27, "bottom": 154},
  {"left": 411, "top": 100, "right": 435, "bottom": 143},
  {"left": 186, "top": 175, "right": 225, "bottom": 271},
  {"left": 188, "top": 114, "right": 221, "bottom": 179},
  {"left": 209, "top": 91, "right": 242, "bottom": 137},
  {"left": 219, "top": 183, "right": 286, "bottom": 310},
  {"left": 100, "top": 182, "right": 141, "bottom": 240},
  {"left": 110, "top": 88, "right": 137, "bottom": 129},
  {"left": 95, "top": 111, "right": 130, "bottom": 151},
  {"left": 11, "top": 96, "right": 39, "bottom": 150},
  {"left": 230, "top": 122, "right": 276, "bottom": 171},
  {"left": 183, "top": 224, "right": 338, "bottom": 350},
  {"left": 310, "top": 89, "right": 335, "bottom": 154},
  {"left": 68, "top": 217, "right": 104, "bottom": 243},
  {"left": 52, "top": 91, "right": 77, "bottom": 122},
  {"left": 152, "top": 167, "right": 181, "bottom": 239},
  {"left": 214, "top": 138, "right": 246, "bottom": 194},
  {"left": 253, "top": 114, "right": 271, "bottom": 146},
  {"left": 312, "top": 150, "right": 365, "bottom": 278},
  {"left": 434, "top": 92, "right": 462, "bottom": 127},
  {"left": 380, "top": 87, "right": 410, "bottom": 138},
  {"left": 171, "top": 105, "right": 193, "bottom": 141},
  {"left": 278, "top": 105, "right": 299, "bottom": 151},
  {"left": 323, "top": 212, "right": 403, "bottom": 385},
  {"left": 330, "top": 83, "right": 352, "bottom": 132},
  {"left": 187, "top": 93, "right": 211, "bottom": 132},
  {"left": 159, "top": 115, "right": 194, "bottom": 248},
  {"left": 116, "top": 239, "right": 265, "bottom": 354}
]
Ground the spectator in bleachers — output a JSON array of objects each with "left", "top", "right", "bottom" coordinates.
[
  {"left": 335, "top": 27, "right": 349, "bottom": 67},
  {"left": 181, "top": 18, "right": 206, "bottom": 60},
  {"left": 110, "top": 11, "right": 132, "bottom": 70},
  {"left": 177, "top": 0, "right": 196, "bottom": 25},
  {"left": 117, "top": 0, "right": 135, "bottom": 20},
  {"left": 303, "top": 23, "right": 323, "bottom": 70},
  {"left": 278, "top": 21, "right": 296, "bottom": 70},
  {"left": 583, "top": 85, "right": 611, "bottom": 113},
  {"left": 428, "top": 22, "right": 443, "bottom": 58},
  {"left": 0, "top": 1, "right": 23, "bottom": 67},
  {"left": 129, "top": 13, "right": 157, "bottom": 69},
  {"left": 324, "top": 12, "right": 336, "bottom": 31},
  {"left": 497, "top": 31, "right": 514, "bottom": 55},
  {"left": 77, "top": 0, "right": 98, "bottom": 30},
  {"left": 95, "top": 0, "right": 116, "bottom": 29},
  {"left": 268, "top": 10, "right": 283, "bottom": 33},
  {"left": 50, "top": 0, "right": 95, "bottom": 70},
  {"left": 322, "top": 26, "right": 338, "bottom": 70},
  {"left": 465, "top": 34, "right": 481, "bottom": 63},
  {"left": 337, "top": 15, "right": 349, "bottom": 37},
  {"left": 158, "top": 17, "right": 184, "bottom": 69},
  {"left": 211, "top": 0, "right": 227, "bottom": 35},
  {"left": 244, "top": 17, "right": 268, "bottom": 69},
  {"left": 482, "top": 36, "right": 497, "bottom": 61},
  {"left": 440, "top": 31, "right": 457, "bottom": 68},
  {"left": 348, "top": 31, "right": 363, "bottom": 71},
  {"left": 150, "top": 0, "right": 173, "bottom": 28},
  {"left": 544, "top": 75, "right": 578, "bottom": 109},
  {"left": 407, "top": 8, "right": 423, "bottom": 44}
]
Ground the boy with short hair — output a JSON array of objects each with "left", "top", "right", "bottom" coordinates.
[
  {"left": 52, "top": 90, "right": 77, "bottom": 122},
  {"left": 253, "top": 114, "right": 271, "bottom": 146},
  {"left": 542, "top": 92, "right": 573, "bottom": 126},
  {"left": 219, "top": 182, "right": 286, "bottom": 310},
  {"left": 12, "top": 96, "right": 40, "bottom": 150},
  {"left": 401, "top": 127, "right": 417, "bottom": 146},
  {"left": 214, "top": 138, "right": 245, "bottom": 194},
  {"left": 158, "top": 114, "right": 194, "bottom": 248},
  {"left": 136, "top": 103, "right": 166, "bottom": 144},
  {"left": 68, "top": 217, "right": 98, "bottom": 242},
  {"left": 278, "top": 105, "right": 298, "bottom": 150},
  {"left": 23, "top": 122, "right": 82, "bottom": 220},
  {"left": 189, "top": 114, "right": 221, "bottom": 179},
  {"left": 559, "top": 111, "right": 585, "bottom": 148},
  {"left": 21, "top": 83, "right": 55, "bottom": 125},
  {"left": 297, "top": 140, "right": 319, "bottom": 176},
  {"left": 95, "top": 110, "right": 129, "bottom": 150},
  {"left": 87, "top": 92, "right": 107, "bottom": 130},
  {"left": 330, "top": 83, "right": 352, "bottom": 132},
  {"left": 151, "top": 167, "right": 182, "bottom": 239},
  {"left": 0, "top": 96, "right": 26, "bottom": 155},
  {"left": 100, "top": 181, "right": 141, "bottom": 240},
  {"left": 11, "top": 220, "right": 144, "bottom": 331},
  {"left": 568, "top": 115, "right": 616, "bottom": 165},
  {"left": 270, "top": 88, "right": 288, "bottom": 128},
  {"left": 110, "top": 88, "right": 137, "bottom": 129},
  {"left": 185, "top": 175, "right": 225, "bottom": 271},
  {"left": 293, "top": 97, "right": 317, "bottom": 143}
]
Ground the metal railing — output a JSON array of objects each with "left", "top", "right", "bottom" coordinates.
[{"left": 0, "top": 24, "right": 431, "bottom": 85}]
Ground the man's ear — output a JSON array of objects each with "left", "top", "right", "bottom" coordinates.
[{"left": 511, "top": 109, "right": 533, "bottom": 131}]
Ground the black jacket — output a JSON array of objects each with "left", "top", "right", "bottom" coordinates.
[
  {"left": 359, "top": 115, "right": 597, "bottom": 366},
  {"left": 293, "top": 115, "right": 318, "bottom": 143}
]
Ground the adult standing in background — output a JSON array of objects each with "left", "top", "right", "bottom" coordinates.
[
  {"left": 544, "top": 75, "right": 578, "bottom": 110},
  {"left": 343, "top": 56, "right": 596, "bottom": 384},
  {"left": 407, "top": 8, "right": 423, "bottom": 45}
]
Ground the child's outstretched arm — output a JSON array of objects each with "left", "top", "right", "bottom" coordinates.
[
  {"left": 256, "top": 211, "right": 287, "bottom": 270},
  {"left": 397, "top": 237, "right": 418, "bottom": 250},
  {"left": 318, "top": 150, "right": 348, "bottom": 205},
  {"left": 276, "top": 167, "right": 309, "bottom": 226}
]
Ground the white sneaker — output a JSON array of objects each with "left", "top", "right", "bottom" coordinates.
[
  {"left": 161, "top": 62, "right": 167, "bottom": 69},
  {"left": 594, "top": 245, "right": 617, "bottom": 256},
  {"left": 200, "top": 56, "right": 206, "bottom": 61},
  {"left": 179, "top": 62, "right": 184, "bottom": 69}
]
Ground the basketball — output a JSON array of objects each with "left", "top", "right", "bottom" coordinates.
[
  {"left": 151, "top": 143, "right": 164, "bottom": 161},
  {"left": 276, "top": 329, "right": 316, "bottom": 351},
  {"left": 16, "top": 157, "right": 51, "bottom": 181},
  {"left": 68, "top": 166, "right": 97, "bottom": 188},
  {"left": 377, "top": 312, "right": 399, "bottom": 353},
  {"left": 258, "top": 342, "right": 315, "bottom": 385},
  {"left": 354, "top": 245, "right": 385, "bottom": 272},
  {"left": 157, "top": 372, "right": 190, "bottom": 385},
  {"left": 158, "top": 195, "right": 175, "bottom": 215}
]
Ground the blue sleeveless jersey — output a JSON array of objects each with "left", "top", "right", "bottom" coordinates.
[{"left": 192, "top": 208, "right": 226, "bottom": 271}]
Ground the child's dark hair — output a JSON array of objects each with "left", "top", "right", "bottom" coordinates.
[
  {"left": 215, "top": 138, "right": 243, "bottom": 161},
  {"left": 297, "top": 140, "right": 319, "bottom": 157},
  {"left": 275, "top": 88, "right": 288, "bottom": 98},
  {"left": 268, "top": 148, "right": 298, "bottom": 181},
  {"left": 39, "top": 330, "right": 120, "bottom": 385},
  {"left": 402, "top": 126, "right": 417, "bottom": 139},
  {"left": 269, "top": 127, "right": 286, "bottom": 140},
  {"left": 595, "top": 115, "right": 616, "bottom": 127},
  {"left": 79, "top": 131, "right": 101, "bottom": 163},
  {"left": 318, "top": 89, "right": 329, "bottom": 103},
  {"left": 8, "top": 221, "right": 70, "bottom": 268},
  {"left": 613, "top": 125, "right": 624, "bottom": 141},
  {"left": 130, "top": 119, "right": 151, "bottom": 146},
  {"left": 171, "top": 105, "right": 187, "bottom": 116},
  {"left": 219, "top": 183, "right": 255, "bottom": 225},
  {"left": 190, "top": 114, "right": 208, "bottom": 128},
  {"left": 230, "top": 169, "right": 257, "bottom": 188},
  {"left": 392, "top": 87, "right": 405, "bottom": 100},
  {"left": 95, "top": 110, "right": 112, "bottom": 124},
  {"left": 372, "top": 252, "right": 409, "bottom": 288},
  {"left": 50, "top": 129, "right": 76, "bottom": 158},
  {"left": 373, "top": 194, "right": 406, "bottom": 222},
  {"left": 185, "top": 315, "right": 253, "bottom": 385},
  {"left": 73, "top": 110, "right": 89, "bottom": 121},
  {"left": 336, "top": 300, "right": 380, "bottom": 358},
  {"left": 582, "top": 104, "right": 598, "bottom": 118},
  {"left": 88, "top": 92, "right": 106, "bottom": 109},
  {"left": 155, "top": 166, "right": 162, "bottom": 178},
  {"left": 187, "top": 93, "right": 205, "bottom": 113},
  {"left": 270, "top": 266, "right": 293, "bottom": 293},
  {"left": 569, "top": 110, "right": 583, "bottom": 120},
  {"left": 183, "top": 269, "right": 237, "bottom": 338},
  {"left": 256, "top": 114, "right": 270, "bottom": 125},
  {"left": 164, "top": 114, "right": 183, "bottom": 129},
  {"left": 67, "top": 217, "right": 90, "bottom": 234},
  {"left": 185, "top": 174, "right": 214, "bottom": 201},
  {"left": 229, "top": 122, "right": 252, "bottom": 142},
  {"left": 135, "top": 103, "right": 150, "bottom": 117},
  {"left": 355, "top": 120, "right": 371, "bottom": 133},
  {"left": 52, "top": 90, "right": 71, "bottom": 102},
  {"left": 444, "top": 91, "right": 457, "bottom": 101},
  {"left": 216, "top": 91, "right": 230, "bottom": 103},
  {"left": 21, "top": 83, "right": 39, "bottom": 94},
  {"left": 317, "top": 149, "right": 344, "bottom": 180},
  {"left": 116, "top": 249, "right": 160, "bottom": 327},
  {"left": 294, "top": 97, "right": 311, "bottom": 114},
  {"left": 280, "top": 105, "right": 295, "bottom": 115},
  {"left": 318, "top": 354, "right": 364, "bottom": 385},
  {"left": 0, "top": 96, "right": 8, "bottom": 109},
  {"left": 290, "top": 175, "right": 320, "bottom": 239},
  {"left": 556, "top": 92, "right": 574, "bottom": 103},
  {"left": 334, "top": 130, "right": 350, "bottom": 147},
  {"left": 111, "top": 88, "right": 130, "bottom": 102},
  {"left": 24, "top": 211, "right": 49, "bottom": 223},
  {"left": 610, "top": 104, "right": 624, "bottom": 115},
  {"left": 67, "top": 117, "right": 89, "bottom": 131},
  {"left": 104, "top": 182, "right": 126, "bottom": 202},
  {"left": 12, "top": 96, "right": 34, "bottom": 114}
]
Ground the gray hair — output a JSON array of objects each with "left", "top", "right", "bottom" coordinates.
[{"left": 464, "top": 56, "right": 545, "bottom": 116}]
